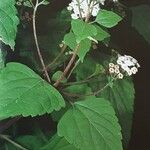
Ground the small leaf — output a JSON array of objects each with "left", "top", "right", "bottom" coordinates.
[
  {"left": 71, "top": 19, "right": 97, "bottom": 42},
  {"left": 58, "top": 97, "right": 123, "bottom": 150},
  {"left": 52, "top": 71, "right": 67, "bottom": 83},
  {"left": 64, "top": 32, "right": 91, "bottom": 62},
  {"left": 41, "top": 134, "right": 77, "bottom": 150},
  {"left": 0, "top": 0, "right": 19, "bottom": 49},
  {"left": 96, "top": 9, "right": 122, "bottom": 28},
  {"left": 0, "top": 63, "right": 65, "bottom": 119},
  {"left": 94, "top": 25, "right": 110, "bottom": 41},
  {"left": 63, "top": 84, "right": 93, "bottom": 98},
  {"left": 41, "top": 0, "right": 50, "bottom": 5}
]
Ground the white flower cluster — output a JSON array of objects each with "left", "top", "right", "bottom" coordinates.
[
  {"left": 67, "top": 0, "right": 100, "bottom": 19},
  {"left": 67, "top": 0, "right": 118, "bottom": 19},
  {"left": 109, "top": 54, "right": 140, "bottom": 79},
  {"left": 109, "top": 63, "right": 124, "bottom": 79}
]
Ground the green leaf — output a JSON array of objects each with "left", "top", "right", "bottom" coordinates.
[
  {"left": 52, "top": 71, "right": 67, "bottom": 83},
  {"left": 96, "top": 9, "right": 122, "bottom": 28},
  {"left": 63, "top": 84, "right": 92, "bottom": 96},
  {"left": 41, "top": 134, "right": 77, "bottom": 150},
  {"left": 93, "top": 25, "right": 110, "bottom": 41},
  {"left": 64, "top": 32, "right": 91, "bottom": 62},
  {"left": 131, "top": 5, "right": 150, "bottom": 45},
  {"left": 41, "top": 0, "right": 50, "bottom": 5},
  {"left": 58, "top": 97, "right": 123, "bottom": 150},
  {"left": 0, "top": 63, "right": 65, "bottom": 119},
  {"left": 0, "top": 0, "right": 19, "bottom": 49},
  {"left": 100, "top": 78, "right": 135, "bottom": 147},
  {"left": 71, "top": 19, "right": 97, "bottom": 42}
]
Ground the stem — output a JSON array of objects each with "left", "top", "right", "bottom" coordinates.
[
  {"left": 0, "top": 134, "right": 28, "bottom": 150},
  {"left": 54, "top": 44, "right": 80, "bottom": 87},
  {"left": 67, "top": 59, "right": 80, "bottom": 79},
  {"left": 45, "top": 44, "right": 67, "bottom": 71},
  {"left": 33, "top": 0, "right": 51, "bottom": 83}
]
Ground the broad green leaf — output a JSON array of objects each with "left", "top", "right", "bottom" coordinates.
[
  {"left": 96, "top": 9, "right": 122, "bottom": 28},
  {"left": 64, "top": 32, "right": 91, "bottom": 62},
  {"left": 131, "top": 5, "right": 150, "bottom": 45},
  {"left": 0, "top": 0, "right": 19, "bottom": 49},
  {"left": 94, "top": 25, "right": 110, "bottom": 41},
  {"left": 0, "top": 63, "right": 65, "bottom": 118},
  {"left": 41, "top": 134, "right": 77, "bottom": 150},
  {"left": 58, "top": 97, "right": 123, "bottom": 150},
  {"left": 100, "top": 77, "right": 135, "bottom": 147},
  {"left": 71, "top": 19, "right": 97, "bottom": 42},
  {"left": 52, "top": 71, "right": 67, "bottom": 83}
]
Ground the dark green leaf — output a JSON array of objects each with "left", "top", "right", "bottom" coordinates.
[
  {"left": 0, "top": 0, "right": 19, "bottom": 49},
  {"left": 100, "top": 77, "right": 135, "bottom": 147},
  {"left": 58, "top": 97, "right": 123, "bottom": 150},
  {"left": 0, "top": 63, "right": 65, "bottom": 119}
]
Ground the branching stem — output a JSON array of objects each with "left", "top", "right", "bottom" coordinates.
[
  {"left": 33, "top": 0, "right": 51, "bottom": 83},
  {"left": 54, "top": 44, "right": 80, "bottom": 87}
]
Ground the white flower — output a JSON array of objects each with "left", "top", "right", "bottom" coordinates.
[
  {"left": 117, "top": 73, "right": 123, "bottom": 79},
  {"left": 71, "top": 13, "right": 79, "bottom": 19},
  {"left": 68, "top": 0, "right": 101, "bottom": 19},
  {"left": 117, "top": 54, "right": 140, "bottom": 76},
  {"left": 114, "top": 65, "right": 119, "bottom": 69},
  {"left": 109, "top": 63, "right": 115, "bottom": 68},
  {"left": 127, "top": 70, "right": 132, "bottom": 76},
  {"left": 114, "top": 68, "right": 120, "bottom": 74},
  {"left": 109, "top": 68, "right": 115, "bottom": 73},
  {"left": 131, "top": 67, "right": 138, "bottom": 74}
]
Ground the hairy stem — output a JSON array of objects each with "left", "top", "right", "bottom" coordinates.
[
  {"left": 0, "top": 134, "right": 28, "bottom": 150},
  {"left": 33, "top": 1, "right": 51, "bottom": 83},
  {"left": 54, "top": 44, "right": 80, "bottom": 87}
]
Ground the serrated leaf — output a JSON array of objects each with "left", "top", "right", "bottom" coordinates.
[
  {"left": 58, "top": 97, "right": 123, "bottom": 150},
  {"left": 100, "top": 77, "right": 135, "bottom": 147},
  {"left": 0, "top": 63, "right": 65, "bottom": 119},
  {"left": 71, "top": 19, "right": 97, "bottom": 42},
  {"left": 41, "top": 134, "right": 77, "bottom": 150},
  {"left": 64, "top": 32, "right": 91, "bottom": 62},
  {"left": 0, "top": 0, "right": 19, "bottom": 49},
  {"left": 96, "top": 9, "right": 122, "bottom": 28},
  {"left": 94, "top": 25, "right": 110, "bottom": 41}
]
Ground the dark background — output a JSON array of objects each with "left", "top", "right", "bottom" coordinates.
[{"left": 0, "top": 0, "right": 150, "bottom": 150}]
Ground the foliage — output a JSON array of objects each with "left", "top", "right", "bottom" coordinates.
[{"left": 0, "top": 0, "right": 140, "bottom": 150}]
